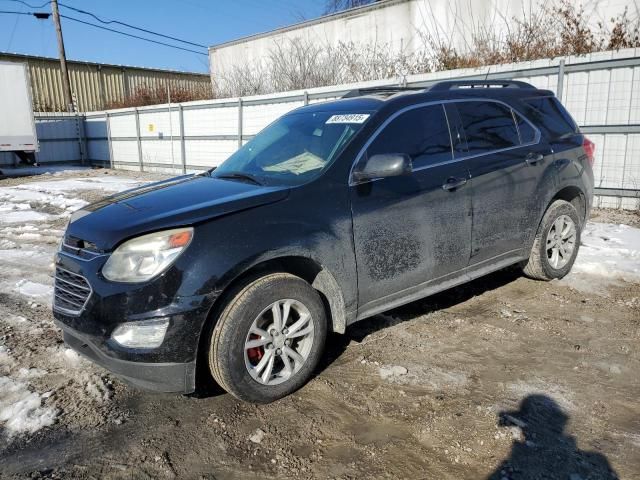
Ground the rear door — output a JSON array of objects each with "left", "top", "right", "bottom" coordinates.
[
  {"left": 453, "top": 100, "right": 549, "bottom": 265},
  {"left": 350, "top": 103, "right": 472, "bottom": 315}
]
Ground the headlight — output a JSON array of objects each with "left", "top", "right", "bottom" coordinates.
[{"left": 102, "top": 227, "right": 193, "bottom": 283}]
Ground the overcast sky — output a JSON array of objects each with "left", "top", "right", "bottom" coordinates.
[{"left": 0, "top": 0, "right": 327, "bottom": 73}]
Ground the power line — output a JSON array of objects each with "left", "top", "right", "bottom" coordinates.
[
  {"left": 0, "top": 0, "right": 50, "bottom": 8},
  {"left": 0, "top": 10, "right": 208, "bottom": 56},
  {"left": 5, "top": 6, "right": 23, "bottom": 50},
  {"left": 0, "top": 9, "right": 35, "bottom": 15},
  {"left": 58, "top": 14, "right": 208, "bottom": 56},
  {"left": 58, "top": 2, "right": 207, "bottom": 49}
]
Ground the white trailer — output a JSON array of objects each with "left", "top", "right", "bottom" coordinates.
[{"left": 0, "top": 61, "right": 38, "bottom": 165}]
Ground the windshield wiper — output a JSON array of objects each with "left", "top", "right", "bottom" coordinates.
[{"left": 214, "top": 171, "right": 263, "bottom": 185}]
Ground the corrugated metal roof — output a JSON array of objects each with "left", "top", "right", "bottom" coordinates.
[
  {"left": 0, "top": 52, "right": 211, "bottom": 112},
  {"left": 0, "top": 51, "right": 209, "bottom": 76}
]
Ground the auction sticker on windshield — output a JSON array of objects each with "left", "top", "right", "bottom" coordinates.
[{"left": 326, "top": 114, "right": 370, "bottom": 124}]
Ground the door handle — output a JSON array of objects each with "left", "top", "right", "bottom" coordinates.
[
  {"left": 442, "top": 176, "right": 468, "bottom": 191},
  {"left": 525, "top": 153, "right": 544, "bottom": 165}
]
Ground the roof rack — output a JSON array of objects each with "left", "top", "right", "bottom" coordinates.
[
  {"left": 341, "top": 86, "right": 425, "bottom": 98},
  {"left": 428, "top": 80, "right": 535, "bottom": 91}
]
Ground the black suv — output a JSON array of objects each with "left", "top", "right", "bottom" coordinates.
[{"left": 53, "top": 80, "right": 594, "bottom": 403}]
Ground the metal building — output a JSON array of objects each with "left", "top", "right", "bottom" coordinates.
[{"left": 0, "top": 52, "right": 211, "bottom": 112}]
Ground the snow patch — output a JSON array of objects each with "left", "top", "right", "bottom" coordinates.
[
  {"left": 0, "top": 346, "right": 16, "bottom": 370},
  {"left": 15, "top": 280, "right": 53, "bottom": 300},
  {"left": 0, "top": 376, "right": 57, "bottom": 436},
  {"left": 60, "top": 348, "right": 84, "bottom": 368},
  {"left": 0, "top": 209, "right": 52, "bottom": 224},
  {"left": 0, "top": 176, "right": 144, "bottom": 226},
  {"left": 563, "top": 222, "right": 640, "bottom": 291}
]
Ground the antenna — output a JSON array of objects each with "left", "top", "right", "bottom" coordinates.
[{"left": 484, "top": 65, "right": 491, "bottom": 82}]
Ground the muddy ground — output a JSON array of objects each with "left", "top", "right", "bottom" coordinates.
[{"left": 0, "top": 169, "right": 638, "bottom": 479}]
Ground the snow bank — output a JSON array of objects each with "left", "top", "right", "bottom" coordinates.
[{"left": 569, "top": 223, "right": 640, "bottom": 283}]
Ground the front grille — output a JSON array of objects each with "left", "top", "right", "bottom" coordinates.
[
  {"left": 53, "top": 267, "right": 92, "bottom": 316},
  {"left": 61, "top": 235, "right": 101, "bottom": 259}
]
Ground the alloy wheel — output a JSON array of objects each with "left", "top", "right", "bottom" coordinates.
[
  {"left": 243, "top": 299, "right": 315, "bottom": 386},
  {"left": 545, "top": 214, "right": 577, "bottom": 269}
]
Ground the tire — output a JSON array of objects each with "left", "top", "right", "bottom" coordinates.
[
  {"left": 208, "top": 273, "right": 327, "bottom": 403},
  {"left": 522, "top": 199, "right": 581, "bottom": 281}
]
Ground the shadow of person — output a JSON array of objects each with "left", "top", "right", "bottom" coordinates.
[{"left": 487, "top": 395, "right": 618, "bottom": 480}]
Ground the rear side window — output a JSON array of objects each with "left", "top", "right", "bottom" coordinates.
[
  {"left": 455, "top": 101, "right": 520, "bottom": 154},
  {"left": 513, "top": 111, "right": 537, "bottom": 144},
  {"left": 366, "top": 104, "right": 452, "bottom": 169},
  {"left": 521, "top": 96, "right": 577, "bottom": 140}
]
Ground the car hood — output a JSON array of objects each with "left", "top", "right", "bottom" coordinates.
[{"left": 66, "top": 174, "right": 289, "bottom": 250}]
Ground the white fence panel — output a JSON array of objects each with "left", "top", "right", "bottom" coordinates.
[
  {"left": 184, "top": 139, "right": 237, "bottom": 169},
  {"left": 139, "top": 110, "right": 181, "bottom": 138},
  {"left": 15, "top": 48, "right": 640, "bottom": 209},
  {"left": 111, "top": 140, "right": 139, "bottom": 170},
  {"left": 109, "top": 115, "right": 136, "bottom": 138},
  {"left": 242, "top": 101, "right": 303, "bottom": 135},
  {"left": 140, "top": 139, "right": 182, "bottom": 166},
  {"left": 183, "top": 106, "right": 238, "bottom": 136}
]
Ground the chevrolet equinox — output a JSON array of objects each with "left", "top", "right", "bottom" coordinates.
[{"left": 53, "top": 80, "right": 594, "bottom": 403}]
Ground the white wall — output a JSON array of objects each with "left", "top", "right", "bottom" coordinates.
[{"left": 209, "top": 0, "right": 638, "bottom": 87}]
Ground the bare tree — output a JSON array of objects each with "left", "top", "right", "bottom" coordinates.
[
  {"left": 213, "top": 0, "right": 640, "bottom": 98},
  {"left": 324, "top": 0, "right": 377, "bottom": 14}
]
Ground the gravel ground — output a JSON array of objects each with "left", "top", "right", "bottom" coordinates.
[{"left": 0, "top": 168, "right": 638, "bottom": 480}]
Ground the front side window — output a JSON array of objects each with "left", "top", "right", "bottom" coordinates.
[
  {"left": 366, "top": 104, "right": 452, "bottom": 169},
  {"left": 456, "top": 101, "right": 521, "bottom": 154},
  {"left": 213, "top": 111, "right": 370, "bottom": 186}
]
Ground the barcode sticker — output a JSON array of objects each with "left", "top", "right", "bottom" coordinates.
[{"left": 326, "top": 114, "right": 370, "bottom": 124}]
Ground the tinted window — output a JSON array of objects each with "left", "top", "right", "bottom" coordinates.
[
  {"left": 514, "top": 111, "right": 537, "bottom": 144},
  {"left": 367, "top": 104, "right": 452, "bottom": 169},
  {"left": 214, "top": 111, "right": 369, "bottom": 186},
  {"left": 456, "top": 101, "right": 520, "bottom": 154},
  {"left": 444, "top": 104, "right": 469, "bottom": 157},
  {"left": 522, "top": 96, "right": 577, "bottom": 140}
]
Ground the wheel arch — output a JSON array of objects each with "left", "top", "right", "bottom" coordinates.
[
  {"left": 525, "top": 184, "right": 587, "bottom": 254},
  {"left": 551, "top": 185, "right": 587, "bottom": 224},
  {"left": 227, "top": 255, "right": 347, "bottom": 334},
  {"left": 198, "top": 255, "right": 346, "bottom": 351}
]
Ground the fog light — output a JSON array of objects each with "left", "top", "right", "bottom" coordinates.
[{"left": 111, "top": 319, "right": 169, "bottom": 348}]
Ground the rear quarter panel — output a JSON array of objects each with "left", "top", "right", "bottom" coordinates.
[{"left": 526, "top": 136, "right": 594, "bottom": 248}]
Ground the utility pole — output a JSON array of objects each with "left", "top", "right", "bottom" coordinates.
[{"left": 51, "top": 0, "right": 74, "bottom": 112}]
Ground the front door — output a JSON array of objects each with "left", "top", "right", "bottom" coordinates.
[{"left": 350, "top": 103, "right": 472, "bottom": 317}]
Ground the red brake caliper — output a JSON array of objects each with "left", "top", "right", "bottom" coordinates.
[{"left": 246, "top": 334, "right": 264, "bottom": 363}]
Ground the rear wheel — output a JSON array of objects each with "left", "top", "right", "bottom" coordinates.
[
  {"left": 208, "top": 273, "right": 327, "bottom": 403},
  {"left": 522, "top": 199, "right": 581, "bottom": 281}
]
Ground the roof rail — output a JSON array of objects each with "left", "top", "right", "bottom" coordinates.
[
  {"left": 428, "top": 80, "right": 535, "bottom": 91},
  {"left": 341, "top": 86, "right": 425, "bottom": 98}
]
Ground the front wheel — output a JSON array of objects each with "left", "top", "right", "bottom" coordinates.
[
  {"left": 522, "top": 199, "right": 581, "bottom": 281},
  {"left": 208, "top": 273, "right": 327, "bottom": 403}
]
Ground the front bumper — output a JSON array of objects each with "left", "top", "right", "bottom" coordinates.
[
  {"left": 57, "top": 321, "right": 196, "bottom": 393},
  {"left": 52, "top": 249, "right": 218, "bottom": 394}
]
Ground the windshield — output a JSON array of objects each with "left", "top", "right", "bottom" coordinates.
[{"left": 212, "top": 111, "right": 371, "bottom": 186}]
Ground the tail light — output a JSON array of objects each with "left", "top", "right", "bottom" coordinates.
[{"left": 583, "top": 137, "right": 595, "bottom": 166}]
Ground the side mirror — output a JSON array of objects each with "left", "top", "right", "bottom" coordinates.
[{"left": 352, "top": 153, "right": 412, "bottom": 183}]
